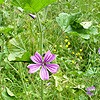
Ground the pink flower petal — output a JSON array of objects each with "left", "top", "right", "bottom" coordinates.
[
  {"left": 40, "top": 66, "right": 49, "bottom": 80},
  {"left": 44, "top": 50, "right": 56, "bottom": 62},
  {"left": 31, "top": 52, "right": 42, "bottom": 63},
  {"left": 46, "top": 64, "right": 59, "bottom": 73},
  {"left": 27, "top": 64, "right": 41, "bottom": 73}
]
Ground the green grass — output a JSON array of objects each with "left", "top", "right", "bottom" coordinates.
[{"left": 0, "top": 0, "right": 100, "bottom": 100}]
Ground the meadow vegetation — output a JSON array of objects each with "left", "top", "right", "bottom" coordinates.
[{"left": 0, "top": 0, "right": 100, "bottom": 100}]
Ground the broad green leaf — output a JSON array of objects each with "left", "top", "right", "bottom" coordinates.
[
  {"left": 56, "top": 12, "right": 81, "bottom": 32},
  {"left": 12, "top": 0, "right": 57, "bottom": 13},
  {"left": 8, "top": 51, "right": 30, "bottom": 61},
  {"left": 56, "top": 12, "right": 99, "bottom": 40},
  {"left": 7, "top": 33, "right": 33, "bottom": 62},
  {"left": 56, "top": 13, "right": 71, "bottom": 31},
  {"left": 0, "top": 0, "right": 4, "bottom": 4},
  {"left": 8, "top": 51, "right": 31, "bottom": 61}
]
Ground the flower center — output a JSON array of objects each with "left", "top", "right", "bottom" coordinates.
[{"left": 42, "top": 61, "right": 46, "bottom": 66}]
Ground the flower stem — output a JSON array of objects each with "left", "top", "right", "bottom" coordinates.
[
  {"left": 37, "top": 13, "right": 44, "bottom": 100},
  {"left": 41, "top": 80, "right": 43, "bottom": 100}
]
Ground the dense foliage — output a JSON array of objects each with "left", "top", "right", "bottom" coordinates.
[{"left": 0, "top": 0, "right": 100, "bottom": 100}]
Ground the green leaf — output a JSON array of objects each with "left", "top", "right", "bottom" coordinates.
[
  {"left": 0, "top": 25, "right": 14, "bottom": 33},
  {"left": 89, "top": 26, "right": 99, "bottom": 35},
  {"left": 57, "top": 85, "right": 63, "bottom": 92},
  {"left": 0, "top": 0, "right": 4, "bottom": 4},
  {"left": 6, "top": 87, "right": 15, "bottom": 97},
  {"left": 56, "top": 13, "right": 71, "bottom": 31},
  {"left": 7, "top": 33, "right": 33, "bottom": 62},
  {"left": 1, "top": 87, "right": 16, "bottom": 100},
  {"left": 56, "top": 12, "right": 81, "bottom": 32},
  {"left": 56, "top": 12, "right": 99, "bottom": 40},
  {"left": 9, "top": 38, "right": 19, "bottom": 46},
  {"left": 80, "top": 34, "right": 90, "bottom": 39},
  {"left": 8, "top": 51, "right": 31, "bottom": 61},
  {"left": 12, "top": 0, "right": 57, "bottom": 13}
]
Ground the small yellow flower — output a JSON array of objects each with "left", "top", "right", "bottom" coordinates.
[
  {"left": 76, "top": 52, "right": 80, "bottom": 56},
  {"left": 60, "top": 45, "right": 62, "bottom": 48},
  {"left": 64, "top": 39, "right": 68, "bottom": 42},
  {"left": 72, "top": 52, "right": 75, "bottom": 54},
  {"left": 66, "top": 36, "right": 68, "bottom": 38},
  {"left": 66, "top": 45, "right": 68, "bottom": 48},
  {"left": 80, "top": 49, "right": 83, "bottom": 52},
  {"left": 53, "top": 49, "right": 56, "bottom": 52},
  {"left": 68, "top": 42, "right": 70, "bottom": 45},
  {"left": 79, "top": 56, "right": 82, "bottom": 59},
  {"left": 72, "top": 60, "right": 75, "bottom": 64}
]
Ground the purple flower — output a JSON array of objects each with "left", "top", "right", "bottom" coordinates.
[
  {"left": 86, "top": 91, "right": 94, "bottom": 96},
  {"left": 98, "top": 48, "right": 100, "bottom": 54},
  {"left": 86, "top": 86, "right": 95, "bottom": 96},
  {"left": 29, "top": 14, "right": 36, "bottom": 19},
  {"left": 86, "top": 86, "right": 95, "bottom": 91},
  {"left": 27, "top": 50, "right": 59, "bottom": 80}
]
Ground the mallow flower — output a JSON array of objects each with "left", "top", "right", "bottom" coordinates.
[
  {"left": 86, "top": 86, "right": 95, "bottom": 96},
  {"left": 86, "top": 86, "right": 95, "bottom": 91},
  {"left": 27, "top": 50, "right": 59, "bottom": 80},
  {"left": 86, "top": 91, "right": 94, "bottom": 96}
]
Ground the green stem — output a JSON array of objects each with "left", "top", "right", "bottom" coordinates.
[
  {"left": 41, "top": 80, "right": 43, "bottom": 100},
  {"left": 37, "top": 13, "right": 44, "bottom": 100},
  {"left": 13, "top": 7, "right": 17, "bottom": 35}
]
